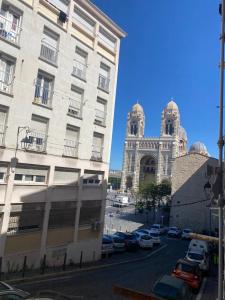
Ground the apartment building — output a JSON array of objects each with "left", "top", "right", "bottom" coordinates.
[{"left": 0, "top": 0, "right": 125, "bottom": 272}]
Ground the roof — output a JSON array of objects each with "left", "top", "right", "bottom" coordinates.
[
  {"left": 166, "top": 100, "right": 179, "bottom": 111},
  {"left": 189, "top": 141, "right": 209, "bottom": 156},
  {"left": 132, "top": 103, "right": 144, "bottom": 113}
]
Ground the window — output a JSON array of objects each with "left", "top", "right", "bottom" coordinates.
[
  {"left": 21, "top": 115, "right": 48, "bottom": 152},
  {"left": 0, "top": 55, "right": 15, "bottom": 94},
  {"left": 40, "top": 27, "right": 59, "bottom": 64},
  {"left": 98, "top": 26, "right": 116, "bottom": 52},
  {"left": 68, "top": 86, "right": 83, "bottom": 118},
  {"left": 91, "top": 132, "right": 103, "bottom": 161},
  {"left": 8, "top": 203, "right": 45, "bottom": 234},
  {"left": 0, "top": 106, "right": 7, "bottom": 145},
  {"left": 0, "top": 3, "right": 22, "bottom": 44},
  {"left": 53, "top": 167, "right": 79, "bottom": 185},
  {"left": 14, "top": 166, "right": 48, "bottom": 183},
  {"left": 95, "top": 98, "right": 106, "bottom": 126},
  {"left": 48, "top": 0, "right": 69, "bottom": 13},
  {"left": 64, "top": 125, "right": 79, "bottom": 157},
  {"left": 83, "top": 171, "right": 103, "bottom": 185},
  {"left": 34, "top": 71, "right": 54, "bottom": 107},
  {"left": 72, "top": 47, "right": 87, "bottom": 80},
  {"left": 98, "top": 63, "right": 110, "bottom": 92},
  {"left": 73, "top": 7, "right": 95, "bottom": 35},
  {"left": 48, "top": 201, "right": 76, "bottom": 228}
]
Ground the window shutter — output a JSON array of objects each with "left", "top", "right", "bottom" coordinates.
[
  {"left": 48, "top": 0, "right": 69, "bottom": 13},
  {"left": 31, "top": 117, "right": 47, "bottom": 133},
  {"left": 43, "top": 30, "right": 58, "bottom": 49},
  {"left": 65, "top": 127, "right": 78, "bottom": 141},
  {"left": 74, "top": 8, "right": 95, "bottom": 34}
]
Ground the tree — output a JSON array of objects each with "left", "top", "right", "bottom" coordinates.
[
  {"left": 157, "top": 180, "right": 171, "bottom": 204},
  {"left": 108, "top": 177, "right": 121, "bottom": 190}
]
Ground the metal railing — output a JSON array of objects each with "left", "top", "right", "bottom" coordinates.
[
  {"left": 95, "top": 109, "right": 106, "bottom": 126},
  {"left": 0, "top": 14, "right": 22, "bottom": 44},
  {"left": 21, "top": 129, "right": 47, "bottom": 152},
  {"left": 34, "top": 83, "right": 53, "bottom": 107},
  {"left": 40, "top": 40, "right": 58, "bottom": 64},
  {"left": 98, "top": 74, "right": 109, "bottom": 92},
  {"left": 0, "top": 124, "right": 5, "bottom": 146},
  {"left": 72, "top": 61, "right": 86, "bottom": 80},
  {"left": 91, "top": 147, "right": 103, "bottom": 161},
  {"left": 68, "top": 98, "right": 82, "bottom": 118},
  {"left": 0, "top": 69, "right": 13, "bottom": 94},
  {"left": 64, "top": 139, "right": 78, "bottom": 157}
]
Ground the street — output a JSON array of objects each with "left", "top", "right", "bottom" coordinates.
[{"left": 14, "top": 237, "right": 217, "bottom": 300}]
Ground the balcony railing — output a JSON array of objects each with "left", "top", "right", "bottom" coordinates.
[
  {"left": 0, "top": 69, "right": 13, "bottom": 94},
  {"left": 98, "top": 75, "right": 109, "bottom": 92},
  {"left": 0, "top": 14, "right": 22, "bottom": 44},
  {"left": 91, "top": 147, "right": 103, "bottom": 161},
  {"left": 64, "top": 139, "right": 78, "bottom": 157},
  {"left": 68, "top": 98, "right": 82, "bottom": 118},
  {"left": 0, "top": 124, "right": 5, "bottom": 146},
  {"left": 94, "top": 109, "right": 106, "bottom": 126},
  {"left": 72, "top": 60, "right": 86, "bottom": 80},
  {"left": 40, "top": 40, "right": 58, "bottom": 64},
  {"left": 21, "top": 129, "right": 47, "bottom": 152},
  {"left": 34, "top": 83, "right": 53, "bottom": 107}
]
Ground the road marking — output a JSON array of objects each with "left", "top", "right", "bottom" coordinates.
[
  {"left": 196, "top": 277, "right": 207, "bottom": 300},
  {"left": 14, "top": 244, "right": 168, "bottom": 286}
]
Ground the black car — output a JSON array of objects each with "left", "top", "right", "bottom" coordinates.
[{"left": 114, "top": 232, "right": 138, "bottom": 251}]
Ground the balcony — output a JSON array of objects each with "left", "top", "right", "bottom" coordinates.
[
  {"left": 63, "top": 139, "right": 78, "bottom": 158},
  {"left": 72, "top": 61, "right": 86, "bottom": 80},
  {"left": 21, "top": 130, "right": 47, "bottom": 152},
  {"left": 0, "top": 14, "right": 21, "bottom": 45},
  {"left": 68, "top": 98, "right": 82, "bottom": 118},
  {"left": 40, "top": 40, "right": 58, "bottom": 64},
  {"left": 91, "top": 147, "right": 103, "bottom": 162},
  {"left": 94, "top": 109, "right": 106, "bottom": 126},
  {"left": 0, "top": 69, "right": 13, "bottom": 94},
  {"left": 34, "top": 83, "right": 53, "bottom": 108},
  {"left": 98, "top": 75, "right": 109, "bottom": 92}
]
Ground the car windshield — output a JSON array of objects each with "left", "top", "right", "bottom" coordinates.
[
  {"left": 188, "top": 253, "right": 204, "bottom": 261},
  {"left": 153, "top": 282, "right": 179, "bottom": 299},
  {"left": 141, "top": 235, "right": 151, "bottom": 240},
  {"left": 177, "top": 262, "right": 196, "bottom": 274}
]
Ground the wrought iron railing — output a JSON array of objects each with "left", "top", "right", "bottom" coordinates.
[
  {"left": 95, "top": 109, "right": 106, "bottom": 126},
  {"left": 34, "top": 83, "right": 53, "bottom": 107},
  {"left": 40, "top": 40, "right": 58, "bottom": 64},
  {"left": 98, "top": 74, "right": 109, "bottom": 92},
  {"left": 64, "top": 139, "right": 78, "bottom": 157},
  {"left": 21, "top": 129, "right": 47, "bottom": 152},
  {"left": 72, "top": 60, "right": 86, "bottom": 80},
  {"left": 0, "top": 14, "right": 22, "bottom": 44},
  {"left": 0, "top": 69, "right": 13, "bottom": 94},
  {"left": 68, "top": 98, "right": 82, "bottom": 118}
]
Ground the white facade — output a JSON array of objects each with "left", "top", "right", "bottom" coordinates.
[
  {"left": 0, "top": 0, "right": 125, "bottom": 272},
  {"left": 121, "top": 101, "right": 187, "bottom": 191}
]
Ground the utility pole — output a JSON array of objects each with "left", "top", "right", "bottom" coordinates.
[{"left": 218, "top": 2, "right": 225, "bottom": 300}]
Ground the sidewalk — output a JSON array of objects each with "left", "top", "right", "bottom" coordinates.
[{"left": 198, "top": 264, "right": 218, "bottom": 300}]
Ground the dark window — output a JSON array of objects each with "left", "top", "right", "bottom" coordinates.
[
  {"left": 14, "top": 174, "right": 23, "bottom": 181},
  {"left": 35, "top": 175, "right": 45, "bottom": 182}
]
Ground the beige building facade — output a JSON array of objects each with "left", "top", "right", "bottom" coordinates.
[
  {"left": 170, "top": 152, "right": 218, "bottom": 233},
  {"left": 0, "top": 0, "right": 125, "bottom": 272},
  {"left": 121, "top": 100, "right": 188, "bottom": 191}
]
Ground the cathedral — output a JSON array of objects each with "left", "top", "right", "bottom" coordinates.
[{"left": 121, "top": 100, "right": 188, "bottom": 191}]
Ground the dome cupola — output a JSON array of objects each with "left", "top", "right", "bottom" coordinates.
[{"left": 189, "top": 141, "right": 209, "bottom": 156}]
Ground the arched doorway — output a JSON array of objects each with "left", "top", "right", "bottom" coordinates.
[
  {"left": 139, "top": 155, "right": 156, "bottom": 184},
  {"left": 126, "top": 176, "right": 133, "bottom": 190}
]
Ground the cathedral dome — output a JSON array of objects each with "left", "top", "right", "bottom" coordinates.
[
  {"left": 166, "top": 100, "right": 179, "bottom": 111},
  {"left": 178, "top": 126, "right": 187, "bottom": 142},
  {"left": 132, "top": 103, "right": 143, "bottom": 113},
  {"left": 189, "top": 141, "right": 209, "bottom": 156}
]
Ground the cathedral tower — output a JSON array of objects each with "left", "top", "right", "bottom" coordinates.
[
  {"left": 160, "top": 100, "right": 180, "bottom": 138},
  {"left": 126, "top": 103, "right": 145, "bottom": 138}
]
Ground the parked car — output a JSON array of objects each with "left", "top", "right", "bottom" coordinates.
[
  {"left": 150, "top": 224, "right": 166, "bottom": 235},
  {"left": 114, "top": 232, "right": 139, "bottom": 251},
  {"left": 167, "top": 226, "right": 181, "bottom": 238},
  {"left": 101, "top": 235, "right": 114, "bottom": 256},
  {"left": 133, "top": 231, "right": 153, "bottom": 249},
  {"left": 172, "top": 258, "right": 202, "bottom": 293},
  {"left": 134, "top": 228, "right": 161, "bottom": 245},
  {"left": 152, "top": 275, "right": 192, "bottom": 300},
  {"left": 109, "top": 235, "right": 126, "bottom": 252},
  {"left": 186, "top": 248, "right": 210, "bottom": 274},
  {"left": 188, "top": 239, "right": 209, "bottom": 255},
  {"left": 0, "top": 282, "right": 30, "bottom": 298},
  {"left": 181, "top": 229, "right": 192, "bottom": 240}
]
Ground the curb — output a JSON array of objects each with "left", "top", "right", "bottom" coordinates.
[{"left": 7, "top": 244, "right": 167, "bottom": 286}]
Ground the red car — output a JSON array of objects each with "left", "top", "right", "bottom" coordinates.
[{"left": 172, "top": 258, "right": 202, "bottom": 293}]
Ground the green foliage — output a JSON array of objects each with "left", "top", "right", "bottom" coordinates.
[{"left": 108, "top": 177, "right": 121, "bottom": 190}]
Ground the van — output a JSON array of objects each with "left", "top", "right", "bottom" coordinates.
[{"left": 188, "top": 239, "right": 209, "bottom": 254}]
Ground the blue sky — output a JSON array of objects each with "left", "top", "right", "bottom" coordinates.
[{"left": 92, "top": 0, "right": 221, "bottom": 169}]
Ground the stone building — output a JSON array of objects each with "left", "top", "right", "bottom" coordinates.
[
  {"left": 0, "top": 0, "right": 125, "bottom": 272},
  {"left": 121, "top": 100, "right": 187, "bottom": 191},
  {"left": 170, "top": 144, "right": 218, "bottom": 233}
]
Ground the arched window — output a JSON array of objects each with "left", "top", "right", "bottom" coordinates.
[{"left": 131, "top": 123, "right": 138, "bottom": 135}]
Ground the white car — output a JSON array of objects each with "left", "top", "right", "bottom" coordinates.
[
  {"left": 135, "top": 229, "right": 161, "bottom": 245},
  {"left": 186, "top": 248, "right": 210, "bottom": 274},
  {"left": 134, "top": 232, "right": 153, "bottom": 248},
  {"left": 167, "top": 226, "right": 181, "bottom": 238},
  {"left": 150, "top": 224, "right": 166, "bottom": 234},
  {"left": 181, "top": 228, "right": 192, "bottom": 240}
]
